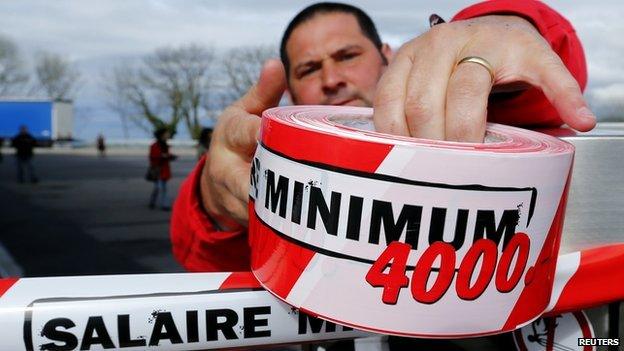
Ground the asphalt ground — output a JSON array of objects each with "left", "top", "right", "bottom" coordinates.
[{"left": 0, "top": 148, "right": 197, "bottom": 277}]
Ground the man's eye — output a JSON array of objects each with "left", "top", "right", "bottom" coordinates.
[
  {"left": 339, "top": 52, "right": 359, "bottom": 61},
  {"left": 299, "top": 66, "right": 318, "bottom": 77}
]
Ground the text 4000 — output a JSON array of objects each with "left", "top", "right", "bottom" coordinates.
[{"left": 366, "top": 233, "right": 531, "bottom": 304}]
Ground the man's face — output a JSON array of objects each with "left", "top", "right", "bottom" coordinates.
[{"left": 286, "top": 12, "right": 389, "bottom": 107}]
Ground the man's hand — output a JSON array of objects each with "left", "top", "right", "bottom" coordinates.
[
  {"left": 200, "top": 59, "right": 286, "bottom": 227},
  {"left": 373, "top": 15, "right": 596, "bottom": 142}
]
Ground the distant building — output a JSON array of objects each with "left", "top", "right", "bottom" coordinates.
[{"left": 0, "top": 99, "right": 73, "bottom": 144}]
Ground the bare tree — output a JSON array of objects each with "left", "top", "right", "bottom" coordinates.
[
  {"left": 104, "top": 44, "right": 216, "bottom": 139},
  {"left": 34, "top": 51, "right": 81, "bottom": 100},
  {"left": 0, "top": 35, "right": 29, "bottom": 96},
  {"left": 104, "top": 64, "right": 159, "bottom": 135},
  {"left": 221, "top": 45, "right": 277, "bottom": 104}
]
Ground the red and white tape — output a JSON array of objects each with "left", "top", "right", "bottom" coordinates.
[
  {"left": 249, "top": 106, "right": 576, "bottom": 337},
  {"left": 0, "top": 272, "right": 367, "bottom": 350},
  {"left": 0, "top": 245, "right": 622, "bottom": 350}
]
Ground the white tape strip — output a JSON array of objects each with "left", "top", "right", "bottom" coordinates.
[{"left": 0, "top": 273, "right": 367, "bottom": 351}]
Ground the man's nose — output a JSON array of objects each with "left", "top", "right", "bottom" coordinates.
[{"left": 321, "top": 61, "right": 345, "bottom": 94}]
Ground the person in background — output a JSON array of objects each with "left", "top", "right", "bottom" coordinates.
[
  {"left": 149, "top": 128, "right": 177, "bottom": 211},
  {"left": 11, "top": 125, "right": 38, "bottom": 184},
  {"left": 96, "top": 133, "right": 106, "bottom": 157},
  {"left": 196, "top": 127, "right": 213, "bottom": 160}
]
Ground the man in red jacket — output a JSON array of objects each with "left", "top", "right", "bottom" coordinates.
[{"left": 171, "top": 1, "right": 596, "bottom": 273}]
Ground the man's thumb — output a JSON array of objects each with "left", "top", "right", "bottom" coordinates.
[{"left": 238, "top": 58, "right": 286, "bottom": 115}]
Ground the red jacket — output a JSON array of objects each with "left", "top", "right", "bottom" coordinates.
[
  {"left": 150, "top": 141, "right": 172, "bottom": 181},
  {"left": 171, "top": 0, "right": 587, "bottom": 272}
]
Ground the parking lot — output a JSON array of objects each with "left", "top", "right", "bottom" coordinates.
[{"left": 0, "top": 148, "right": 197, "bottom": 277}]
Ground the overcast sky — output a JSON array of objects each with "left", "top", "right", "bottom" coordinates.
[{"left": 1, "top": 0, "right": 623, "bottom": 139}]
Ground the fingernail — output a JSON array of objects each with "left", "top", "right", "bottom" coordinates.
[{"left": 577, "top": 106, "right": 596, "bottom": 123}]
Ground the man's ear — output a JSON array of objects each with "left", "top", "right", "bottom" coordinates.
[{"left": 381, "top": 43, "right": 393, "bottom": 64}]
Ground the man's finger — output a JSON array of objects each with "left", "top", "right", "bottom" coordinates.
[
  {"left": 445, "top": 62, "right": 491, "bottom": 142},
  {"left": 224, "top": 112, "right": 261, "bottom": 155},
  {"left": 218, "top": 190, "right": 249, "bottom": 225},
  {"left": 223, "top": 162, "right": 253, "bottom": 215},
  {"left": 535, "top": 56, "right": 596, "bottom": 132},
  {"left": 372, "top": 51, "right": 412, "bottom": 136},
  {"left": 402, "top": 42, "right": 455, "bottom": 140},
  {"left": 237, "top": 58, "right": 287, "bottom": 115},
  {"left": 232, "top": 163, "right": 252, "bottom": 204}
]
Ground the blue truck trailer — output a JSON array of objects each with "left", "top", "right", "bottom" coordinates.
[{"left": 0, "top": 99, "right": 73, "bottom": 144}]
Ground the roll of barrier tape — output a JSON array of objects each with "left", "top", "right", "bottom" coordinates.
[{"left": 249, "top": 106, "right": 575, "bottom": 337}]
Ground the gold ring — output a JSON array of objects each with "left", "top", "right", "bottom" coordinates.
[{"left": 456, "top": 56, "right": 495, "bottom": 84}]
